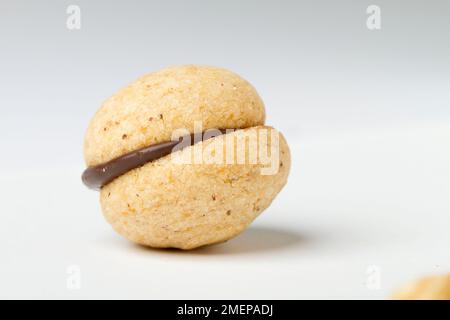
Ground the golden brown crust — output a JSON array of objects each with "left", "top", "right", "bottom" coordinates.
[
  {"left": 391, "top": 274, "right": 450, "bottom": 300},
  {"left": 99, "top": 127, "right": 290, "bottom": 249},
  {"left": 84, "top": 65, "right": 265, "bottom": 166}
]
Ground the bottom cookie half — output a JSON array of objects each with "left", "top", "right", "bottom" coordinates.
[{"left": 100, "top": 126, "right": 291, "bottom": 249}]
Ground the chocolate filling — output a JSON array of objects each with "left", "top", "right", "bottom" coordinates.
[{"left": 82, "top": 129, "right": 229, "bottom": 190}]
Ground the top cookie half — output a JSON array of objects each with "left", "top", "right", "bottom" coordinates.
[{"left": 84, "top": 65, "right": 266, "bottom": 166}]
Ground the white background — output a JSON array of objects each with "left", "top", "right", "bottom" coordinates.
[{"left": 0, "top": 1, "right": 449, "bottom": 299}]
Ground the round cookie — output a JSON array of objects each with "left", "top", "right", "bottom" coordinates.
[
  {"left": 391, "top": 274, "right": 450, "bottom": 300},
  {"left": 100, "top": 126, "right": 290, "bottom": 249},
  {"left": 84, "top": 65, "right": 265, "bottom": 167},
  {"left": 83, "top": 65, "right": 291, "bottom": 250}
]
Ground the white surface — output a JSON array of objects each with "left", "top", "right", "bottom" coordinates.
[
  {"left": 1, "top": 120, "right": 449, "bottom": 299},
  {"left": 1, "top": 0, "right": 449, "bottom": 300}
]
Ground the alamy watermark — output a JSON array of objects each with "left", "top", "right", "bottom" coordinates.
[
  {"left": 66, "top": 5, "right": 81, "bottom": 30},
  {"left": 66, "top": 265, "right": 81, "bottom": 290},
  {"left": 365, "top": 265, "right": 382, "bottom": 290},
  {"left": 169, "top": 123, "right": 281, "bottom": 176},
  {"left": 366, "top": 5, "right": 381, "bottom": 30}
]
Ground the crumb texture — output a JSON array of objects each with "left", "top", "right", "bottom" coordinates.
[
  {"left": 391, "top": 275, "right": 450, "bottom": 300},
  {"left": 84, "top": 65, "right": 265, "bottom": 166},
  {"left": 100, "top": 127, "right": 291, "bottom": 249}
]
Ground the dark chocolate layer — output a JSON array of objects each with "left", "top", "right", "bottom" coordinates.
[{"left": 82, "top": 129, "right": 228, "bottom": 190}]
